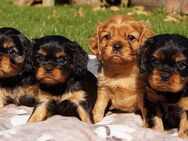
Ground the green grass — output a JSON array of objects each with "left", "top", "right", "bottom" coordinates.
[{"left": 0, "top": 0, "right": 188, "bottom": 52}]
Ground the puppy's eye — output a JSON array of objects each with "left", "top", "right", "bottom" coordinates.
[
  {"left": 37, "top": 56, "right": 45, "bottom": 63},
  {"left": 151, "top": 57, "right": 160, "bottom": 66},
  {"left": 176, "top": 61, "right": 186, "bottom": 70},
  {"left": 8, "top": 48, "right": 17, "bottom": 56},
  {"left": 103, "top": 34, "right": 111, "bottom": 40},
  {"left": 58, "top": 57, "right": 67, "bottom": 64},
  {"left": 127, "top": 35, "right": 136, "bottom": 42}
]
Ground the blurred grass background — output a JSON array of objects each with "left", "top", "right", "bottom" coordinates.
[{"left": 0, "top": 0, "right": 188, "bottom": 52}]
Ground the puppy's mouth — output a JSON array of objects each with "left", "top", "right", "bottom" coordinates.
[{"left": 38, "top": 75, "right": 61, "bottom": 84}]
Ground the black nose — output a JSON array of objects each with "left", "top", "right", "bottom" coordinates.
[
  {"left": 113, "top": 44, "right": 122, "bottom": 52},
  {"left": 161, "top": 71, "right": 170, "bottom": 81},
  {"left": 45, "top": 64, "right": 53, "bottom": 73}
]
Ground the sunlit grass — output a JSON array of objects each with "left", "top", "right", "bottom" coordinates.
[{"left": 0, "top": 0, "right": 188, "bottom": 52}]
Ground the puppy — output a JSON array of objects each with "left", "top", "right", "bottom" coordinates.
[
  {"left": 89, "top": 15, "right": 154, "bottom": 123},
  {"left": 28, "top": 35, "right": 97, "bottom": 123},
  {"left": 138, "top": 34, "right": 188, "bottom": 138},
  {"left": 0, "top": 27, "right": 37, "bottom": 108}
]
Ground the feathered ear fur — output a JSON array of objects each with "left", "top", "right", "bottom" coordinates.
[
  {"left": 66, "top": 41, "right": 88, "bottom": 77},
  {"left": 89, "top": 22, "right": 106, "bottom": 60},
  {"left": 17, "top": 33, "right": 32, "bottom": 73},
  {"left": 137, "top": 37, "right": 154, "bottom": 73},
  {"left": 24, "top": 39, "right": 36, "bottom": 71},
  {"left": 138, "top": 20, "right": 154, "bottom": 46}
]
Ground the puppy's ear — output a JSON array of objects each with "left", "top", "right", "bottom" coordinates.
[
  {"left": 137, "top": 46, "right": 146, "bottom": 73},
  {"left": 137, "top": 37, "right": 153, "bottom": 73},
  {"left": 89, "top": 23, "right": 104, "bottom": 60},
  {"left": 24, "top": 39, "right": 36, "bottom": 71},
  {"left": 68, "top": 42, "right": 88, "bottom": 76},
  {"left": 17, "top": 33, "right": 32, "bottom": 72},
  {"left": 138, "top": 21, "right": 154, "bottom": 46}
]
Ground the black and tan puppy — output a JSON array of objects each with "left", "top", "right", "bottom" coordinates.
[
  {"left": 138, "top": 34, "right": 188, "bottom": 138},
  {"left": 0, "top": 27, "right": 37, "bottom": 108},
  {"left": 28, "top": 35, "right": 97, "bottom": 123}
]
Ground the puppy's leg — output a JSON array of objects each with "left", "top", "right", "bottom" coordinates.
[
  {"left": 77, "top": 105, "right": 92, "bottom": 123},
  {"left": 92, "top": 87, "right": 110, "bottom": 123},
  {"left": 152, "top": 115, "right": 164, "bottom": 131},
  {"left": 0, "top": 93, "right": 5, "bottom": 108},
  {"left": 146, "top": 100, "right": 164, "bottom": 131},
  {"left": 178, "top": 111, "right": 188, "bottom": 138},
  {"left": 60, "top": 91, "right": 92, "bottom": 123},
  {"left": 27, "top": 100, "right": 58, "bottom": 122},
  {"left": 0, "top": 90, "right": 15, "bottom": 108}
]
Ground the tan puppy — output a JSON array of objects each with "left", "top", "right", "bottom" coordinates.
[{"left": 89, "top": 15, "right": 154, "bottom": 123}]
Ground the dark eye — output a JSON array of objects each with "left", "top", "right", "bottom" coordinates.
[
  {"left": 176, "top": 61, "right": 186, "bottom": 70},
  {"left": 151, "top": 56, "right": 160, "bottom": 67},
  {"left": 8, "top": 48, "right": 17, "bottom": 56},
  {"left": 58, "top": 57, "right": 67, "bottom": 64},
  {"left": 103, "top": 34, "right": 111, "bottom": 40},
  {"left": 127, "top": 35, "right": 136, "bottom": 41},
  {"left": 37, "top": 55, "right": 45, "bottom": 63}
]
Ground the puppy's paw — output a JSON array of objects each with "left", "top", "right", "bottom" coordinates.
[
  {"left": 179, "top": 129, "right": 188, "bottom": 138},
  {"left": 59, "top": 100, "right": 78, "bottom": 117},
  {"left": 93, "top": 109, "right": 104, "bottom": 123}
]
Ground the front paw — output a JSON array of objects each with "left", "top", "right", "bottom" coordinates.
[
  {"left": 59, "top": 100, "right": 78, "bottom": 117},
  {"left": 93, "top": 110, "right": 104, "bottom": 123},
  {"left": 179, "top": 129, "right": 188, "bottom": 138}
]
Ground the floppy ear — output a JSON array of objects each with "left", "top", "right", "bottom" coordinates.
[
  {"left": 17, "top": 33, "right": 33, "bottom": 72},
  {"left": 137, "top": 37, "right": 154, "bottom": 73},
  {"left": 138, "top": 20, "right": 154, "bottom": 46},
  {"left": 24, "top": 39, "right": 36, "bottom": 71},
  {"left": 137, "top": 45, "right": 147, "bottom": 73},
  {"left": 68, "top": 41, "right": 88, "bottom": 76},
  {"left": 89, "top": 23, "right": 104, "bottom": 60}
]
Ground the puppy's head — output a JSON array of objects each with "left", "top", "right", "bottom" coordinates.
[
  {"left": 89, "top": 15, "right": 154, "bottom": 64},
  {"left": 31, "top": 35, "right": 88, "bottom": 85},
  {"left": 0, "top": 27, "right": 30, "bottom": 78},
  {"left": 138, "top": 34, "right": 188, "bottom": 93}
]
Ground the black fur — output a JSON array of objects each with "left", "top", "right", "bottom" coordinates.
[
  {"left": 29, "top": 35, "right": 97, "bottom": 122},
  {"left": 138, "top": 34, "right": 188, "bottom": 132},
  {"left": 0, "top": 27, "right": 35, "bottom": 107}
]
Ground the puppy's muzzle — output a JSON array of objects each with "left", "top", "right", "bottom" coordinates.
[
  {"left": 161, "top": 69, "right": 171, "bottom": 81},
  {"left": 44, "top": 64, "right": 54, "bottom": 73},
  {"left": 113, "top": 43, "right": 122, "bottom": 53}
]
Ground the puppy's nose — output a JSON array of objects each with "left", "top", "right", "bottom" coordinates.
[
  {"left": 161, "top": 72, "right": 170, "bottom": 81},
  {"left": 45, "top": 65, "right": 53, "bottom": 73},
  {"left": 113, "top": 44, "right": 122, "bottom": 52}
]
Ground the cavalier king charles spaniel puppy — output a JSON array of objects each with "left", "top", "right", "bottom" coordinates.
[
  {"left": 89, "top": 15, "right": 154, "bottom": 123},
  {"left": 0, "top": 27, "right": 38, "bottom": 108},
  {"left": 138, "top": 34, "right": 188, "bottom": 138},
  {"left": 27, "top": 35, "right": 97, "bottom": 123}
]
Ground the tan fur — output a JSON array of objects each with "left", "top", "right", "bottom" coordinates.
[
  {"left": 149, "top": 69, "right": 184, "bottom": 93},
  {"left": 61, "top": 91, "right": 86, "bottom": 104},
  {"left": 36, "top": 66, "right": 67, "bottom": 84},
  {"left": 38, "top": 48, "right": 47, "bottom": 56},
  {"left": 61, "top": 91, "right": 92, "bottom": 123},
  {"left": 27, "top": 89, "right": 60, "bottom": 122},
  {"left": 0, "top": 55, "right": 22, "bottom": 77},
  {"left": 90, "top": 15, "right": 154, "bottom": 123},
  {"left": 153, "top": 51, "right": 164, "bottom": 59},
  {"left": 3, "top": 40, "right": 14, "bottom": 49},
  {"left": 56, "top": 51, "right": 65, "bottom": 58},
  {"left": 27, "top": 101, "right": 50, "bottom": 122},
  {"left": 173, "top": 54, "right": 185, "bottom": 62},
  {"left": 178, "top": 97, "right": 188, "bottom": 138},
  {"left": 178, "top": 112, "right": 188, "bottom": 138}
]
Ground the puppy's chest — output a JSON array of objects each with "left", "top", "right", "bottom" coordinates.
[
  {"left": 98, "top": 73, "right": 138, "bottom": 111},
  {"left": 99, "top": 73, "right": 137, "bottom": 93}
]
